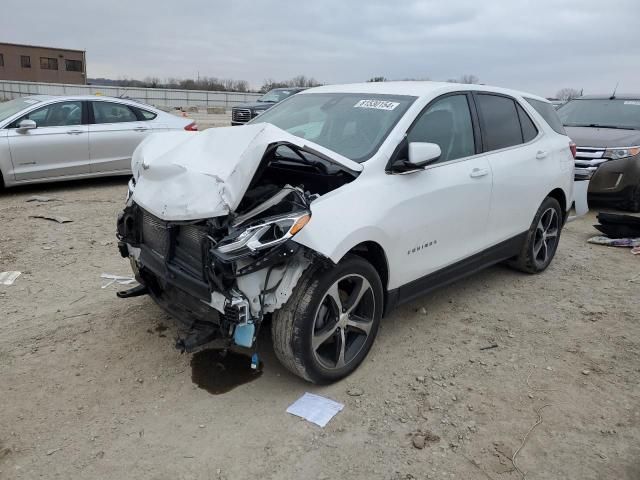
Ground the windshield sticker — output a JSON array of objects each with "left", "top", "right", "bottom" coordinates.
[
  {"left": 24, "top": 99, "right": 39, "bottom": 104},
  {"left": 354, "top": 99, "right": 400, "bottom": 111},
  {"left": 624, "top": 101, "right": 640, "bottom": 106}
]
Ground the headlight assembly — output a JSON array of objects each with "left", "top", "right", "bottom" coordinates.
[
  {"left": 604, "top": 146, "right": 640, "bottom": 160},
  {"left": 216, "top": 213, "right": 310, "bottom": 254}
]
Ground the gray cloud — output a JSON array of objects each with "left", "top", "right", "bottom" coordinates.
[{"left": 2, "top": 0, "right": 639, "bottom": 97}]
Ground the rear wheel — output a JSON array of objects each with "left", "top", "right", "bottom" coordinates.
[
  {"left": 271, "top": 255, "right": 383, "bottom": 384},
  {"left": 510, "top": 197, "right": 562, "bottom": 274}
]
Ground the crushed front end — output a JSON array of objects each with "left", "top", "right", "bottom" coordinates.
[
  {"left": 114, "top": 124, "right": 361, "bottom": 358},
  {"left": 117, "top": 185, "right": 315, "bottom": 354}
]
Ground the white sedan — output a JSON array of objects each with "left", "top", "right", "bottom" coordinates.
[{"left": 0, "top": 95, "right": 196, "bottom": 187}]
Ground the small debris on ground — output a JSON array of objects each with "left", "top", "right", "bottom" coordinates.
[
  {"left": 101, "top": 273, "right": 137, "bottom": 289},
  {"left": 347, "top": 387, "right": 364, "bottom": 396},
  {"left": 286, "top": 393, "right": 344, "bottom": 427},
  {"left": 411, "top": 430, "right": 440, "bottom": 449},
  {"left": 582, "top": 370, "right": 591, "bottom": 375},
  {"left": 26, "top": 195, "right": 58, "bottom": 202},
  {"left": 30, "top": 214, "right": 73, "bottom": 224},
  {"left": 480, "top": 343, "right": 498, "bottom": 351},
  {"left": 0, "top": 271, "right": 21, "bottom": 285},
  {"left": 46, "top": 447, "right": 62, "bottom": 456}
]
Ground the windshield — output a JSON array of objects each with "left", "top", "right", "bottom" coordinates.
[
  {"left": 251, "top": 93, "right": 416, "bottom": 162},
  {"left": 0, "top": 97, "right": 40, "bottom": 123},
  {"left": 258, "top": 89, "right": 298, "bottom": 103},
  {"left": 558, "top": 99, "right": 640, "bottom": 130}
]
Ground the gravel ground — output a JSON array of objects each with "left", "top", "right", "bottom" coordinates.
[{"left": 0, "top": 178, "right": 638, "bottom": 480}]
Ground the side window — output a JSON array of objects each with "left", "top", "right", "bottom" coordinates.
[
  {"left": 407, "top": 94, "right": 475, "bottom": 163},
  {"left": 92, "top": 102, "right": 138, "bottom": 124},
  {"left": 516, "top": 104, "right": 538, "bottom": 142},
  {"left": 476, "top": 94, "right": 523, "bottom": 151},
  {"left": 17, "top": 101, "right": 83, "bottom": 127},
  {"left": 524, "top": 97, "right": 566, "bottom": 135},
  {"left": 137, "top": 108, "right": 157, "bottom": 121}
]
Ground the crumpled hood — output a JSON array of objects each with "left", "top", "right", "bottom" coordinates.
[{"left": 131, "top": 123, "right": 362, "bottom": 221}]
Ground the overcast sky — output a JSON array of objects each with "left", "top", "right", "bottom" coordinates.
[{"left": 3, "top": 0, "right": 639, "bottom": 97}]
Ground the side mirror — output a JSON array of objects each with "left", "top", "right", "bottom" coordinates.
[
  {"left": 408, "top": 142, "right": 441, "bottom": 168},
  {"left": 17, "top": 119, "right": 37, "bottom": 131}
]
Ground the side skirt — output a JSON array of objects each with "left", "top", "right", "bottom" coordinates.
[{"left": 384, "top": 232, "right": 527, "bottom": 315}]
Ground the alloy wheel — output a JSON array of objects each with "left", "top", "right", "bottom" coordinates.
[
  {"left": 533, "top": 207, "right": 559, "bottom": 267},
  {"left": 311, "top": 274, "right": 376, "bottom": 370}
]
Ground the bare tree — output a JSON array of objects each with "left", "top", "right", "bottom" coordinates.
[
  {"left": 459, "top": 74, "right": 479, "bottom": 84},
  {"left": 556, "top": 88, "right": 582, "bottom": 101},
  {"left": 446, "top": 74, "right": 480, "bottom": 84}
]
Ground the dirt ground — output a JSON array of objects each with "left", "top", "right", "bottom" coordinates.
[{"left": 0, "top": 178, "right": 638, "bottom": 480}]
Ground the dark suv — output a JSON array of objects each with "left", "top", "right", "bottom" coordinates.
[
  {"left": 231, "top": 88, "right": 304, "bottom": 125},
  {"left": 558, "top": 95, "right": 640, "bottom": 211}
]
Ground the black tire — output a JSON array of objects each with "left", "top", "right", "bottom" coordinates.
[
  {"left": 510, "top": 197, "right": 563, "bottom": 274},
  {"left": 615, "top": 185, "right": 640, "bottom": 213},
  {"left": 271, "top": 255, "right": 383, "bottom": 384}
]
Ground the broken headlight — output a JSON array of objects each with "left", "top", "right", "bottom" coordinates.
[{"left": 216, "top": 213, "right": 310, "bottom": 254}]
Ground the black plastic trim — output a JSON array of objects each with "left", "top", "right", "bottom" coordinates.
[{"left": 384, "top": 232, "right": 527, "bottom": 315}]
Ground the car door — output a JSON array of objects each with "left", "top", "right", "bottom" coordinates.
[
  {"left": 474, "top": 93, "right": 553, "bottom": 243},
  {"left": 7, "top": 100, "right": 89, "bottom": 181},
  {"left": 385, "top": 93, "right": 493, "bottom": 287},
  {"left": 88, "top": 100, "right": 152, "bottom": 173}
]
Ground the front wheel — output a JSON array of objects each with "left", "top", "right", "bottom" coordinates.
[
  {"left": 509, "top": 197, "right": 563, "bottom": 274},
  {"left": 271, "top": 255, "right": 383, "bottom": 384}
]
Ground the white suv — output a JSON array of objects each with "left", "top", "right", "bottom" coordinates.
[{"left": 117, "top": 82, "right": 576, "bottom": 383}]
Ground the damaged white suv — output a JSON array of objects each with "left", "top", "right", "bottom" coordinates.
[{"left": 117, "top": 82, "right": 576, "bottom": 383}]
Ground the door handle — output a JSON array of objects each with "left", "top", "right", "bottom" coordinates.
[
  {"left": 66, "top": 129, "right": 83, "bottom": 135},
  {"left": 536, "top": 150, "right": 548, "bottom": 160},
  {"left": 469, "top": 168, "right": 489, "bottom": 178},
  {"left": 133, "top": 127, "right": 149, "bottom": 132}
]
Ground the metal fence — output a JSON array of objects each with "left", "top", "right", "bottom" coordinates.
[{"left": 0, "top": 80, "right": 261, "bottom": 110}]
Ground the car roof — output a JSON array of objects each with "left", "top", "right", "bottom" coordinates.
[
  {"left": 301, "top": 81, "right": 549, "bottom": 103},
  {"left": 574, "top": 94, "right": 640, "bottom": 100},
  {"left": 20, "top": 94, "right": 159, "bottom": 109}
]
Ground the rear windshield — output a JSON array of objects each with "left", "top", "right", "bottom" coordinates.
[
  {"left": 524, "top": 97, "right": 566, "bottom": 135},
  {"left": 557, "top": 99, "right": 640, "bottom": 130},
  {"left": 252, "top": 93, "right": 416, "bottom": 162},
  {"left": 0, "top": 97, "right": 41, "bottom": 124}
]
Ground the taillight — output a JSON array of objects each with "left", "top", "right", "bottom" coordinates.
[
  {"left": 184, "top": 122, "right": 198, "bottom": 131},
  {"left": 569, "top": 141, "right": 577, "bottom": 159}
]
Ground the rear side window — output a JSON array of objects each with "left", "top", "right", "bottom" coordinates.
[
  {"left": 525, "top": 97, "right": 566, "bottom": 135},
  {"left": 92, "top": 102, "right": 138, "bottom": 124},
  {"left": 476, "top": 94, "right": 523, "bottom": 151},
  {"left": 135, "top": 108, "right": 157, "bottom": 121},
  {"left": 516, "top": 104, "right": 538, "bottom": 142}
]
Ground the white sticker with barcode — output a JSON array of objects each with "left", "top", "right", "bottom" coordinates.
[
  {"left": 624, "top": 101, "right": 640, "bottom": 106},
  {"left": 354, "top": 99, "right": 400, "bottom": 111}
]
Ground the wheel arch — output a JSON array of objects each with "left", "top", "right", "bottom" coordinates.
[
  {"left": 339, "top": 241, "right": 390, "bottom": 313},
  {"left": 547, "top": 188, "right": 567, "bottom": 220}
]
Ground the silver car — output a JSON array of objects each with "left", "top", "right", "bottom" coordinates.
[{"left": 0, "top": 95, "right": 196, "bottom": 187}]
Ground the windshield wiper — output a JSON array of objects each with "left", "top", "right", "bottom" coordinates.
[{"left": 567, "top": 123, "right": 635, "bottom": 130}]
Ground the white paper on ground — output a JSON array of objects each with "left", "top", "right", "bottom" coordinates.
[
  {"left": 100, "top": 273, "right": 137, "bottom": 289},
  {"left": 0, "top": 271, "right": 21, "bottom": 285},
  {"left": 286, "top": 392, "right": 344, "bottom": 427}
]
